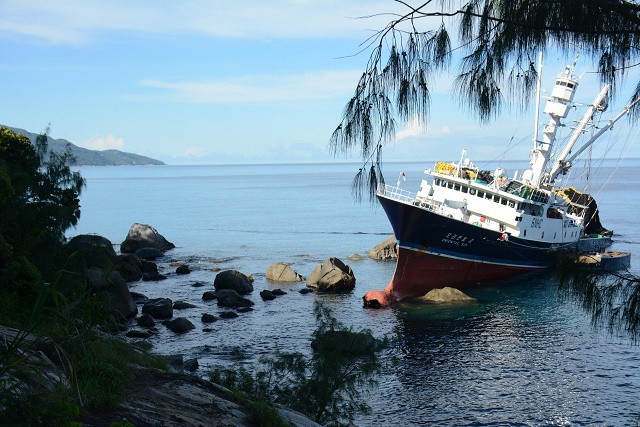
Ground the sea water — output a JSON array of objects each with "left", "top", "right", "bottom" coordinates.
[{"left": 71, "top": 159, "right": 640, "bottom": 426}]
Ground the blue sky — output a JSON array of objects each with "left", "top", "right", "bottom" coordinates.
[{"left": 1, "top": 1, "right": 639, "bottom": 165}]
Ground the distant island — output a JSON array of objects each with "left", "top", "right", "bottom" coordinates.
[{"left": 3, "top": 125, "right": 165, "bottom": 166}]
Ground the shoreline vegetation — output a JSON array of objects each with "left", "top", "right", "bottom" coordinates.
[{"left": 0, "top": 220, "right": 392, "bottom": 426}]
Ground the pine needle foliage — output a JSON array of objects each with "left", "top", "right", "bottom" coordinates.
[
  {"left": 331, "top": 0, "right": 640, "bottom": 200},
  {"left": 558, "top": 261, "right": 640, "bottom": 342}
]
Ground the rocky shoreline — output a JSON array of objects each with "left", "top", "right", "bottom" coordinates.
[{"left": 1, "top": 223, "right": 399, "bottom": 426}]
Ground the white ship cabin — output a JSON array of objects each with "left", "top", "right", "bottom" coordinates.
[{"left": 411, "top": 161, "right": 585, "bottom": 244}]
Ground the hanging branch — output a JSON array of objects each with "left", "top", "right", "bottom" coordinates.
[{"left": 332, "top": 0, "right": 640, "bottom": 202}]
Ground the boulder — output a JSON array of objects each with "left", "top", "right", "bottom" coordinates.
[
  {"left": 201, "top": 313, "right": 217, "bottom": 323},
  {"left": 272, "top": 289, "right": 287, "bottom": 296},
  {"left": 142, "top": 298, "right": 173, "bottom": 319},
  {"left": 166, "top": 317, "right": 195, "bottom": 334},
  {"left": 213, "top": 270, "right": 253, "bottom": 294},
  {"left": 260, "top": 290, "right": 276, "bottom": 301},
  {"left": 347, "top": 253, "right": 366, "bottom": 261},
  {"left": 368, "top": 235, "right": 398, "bottom": 261},
  {"left": 66, "top": 234, "right": 117, "bottom": 269},
  {"left": 114, "top": 254, "right": 143, "bottom": 282},
  {"left": 219, "top": 311, "right": 239, "bottom": 319},
  {"left": 135, "top": 247, "right": 165, "bottom": 261},
  {"left": 130, "top": 292, "right": 149, "bottom": 305},
  {"left": 142, "top": 271, "right": 167, "bottom": 281},
  {"left": 86, "top": 268, "right": 137, "bottom": 320},
  {"left": 120, "top": 223, "right": 175, "bottom": 254},
  {"left": 306, "top": 257, "right": 356, "bottom": 293},
  {"left": 417, "top": 287, "right": 476, "bottom": 303},
  {"left": 215, "top": 289, "right": 254, "bottom": 308},
  {"left": 137, "top": 313, "right": 155, "bottom": 327},
  {"left": 140, "top": 259, "right": 158, "bottom": 273},
  {"left": 266, "top": 262, "right": 304, "bottom": 282},
  {"left": 176, "top": 265, "right": 191, "bottom": 275},
  {"left": 202, "top": 291, "right": 217, "bottom": 301},
  {"left": 173, "top": 301, "right": 197, "bottom": 310}
]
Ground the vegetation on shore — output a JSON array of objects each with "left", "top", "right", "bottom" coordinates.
[
  {"left": 0, "top": 126, "right": 167, "bottom": 425},
  {"left": 215, "top": 302, "right": 387, "bottom": 427}
]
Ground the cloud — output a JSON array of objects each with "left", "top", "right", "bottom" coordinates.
[
  {"left": 396, "top": 116, "right": 427, "bottom": 141},
  {"left": 79, "top": 134, "right": 125, "bottom": 151},
  {"left": 174, "top": 146, "right": 206, "bottom": 158},
  {"left": 0, "top": 0, "right": 398, "bottom": 44},
  {"left": 141, "top": 70, "right": 362, "bottom": 104}
]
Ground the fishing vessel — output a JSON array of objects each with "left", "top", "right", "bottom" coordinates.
[{"left": 364, "top": 57, "right": 638, "bottom": 307}]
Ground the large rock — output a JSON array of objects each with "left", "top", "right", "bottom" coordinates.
[
  {"left": 65, "top": 234, "right": 117, "bottom": 269},
  {"left": 368, "top": 235, "right": 397, "bottom": 261},
  {"left": 213, "top": 270, "right": 253, "bottom": 294},
  {"left": 142, "top": 298, "right": 173, "bottom": 319},
  {"left": 114, "top": 253, "right": 143, "bottom": 282},
  {"left": 306, "top": 257, "right": 356, "bottom": 293},
  {"left": 266, "top": 262, "right": 304, "bottom": 282},
  {"left": 86, "top": 268, "right": 137, "bottom": 320},
  {"left": 120, "top": 223, "right": 175, "bottom": 254},
  {"left": 417, "top": 287, "right": 476, "bottom": 303},
  {"left": 215, "top": 289, "right": 254, "bottom": 308}
]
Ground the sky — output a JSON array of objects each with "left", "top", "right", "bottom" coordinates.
[{"left": 1, "top": 0, "right": 639, "bottom": 165}]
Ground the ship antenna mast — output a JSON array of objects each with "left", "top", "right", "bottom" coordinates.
[{"left": 533, "top": 52, "right": 543, "bottom": 150}]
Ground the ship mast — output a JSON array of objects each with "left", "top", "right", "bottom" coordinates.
[{"left": 528, "top": 57, "right": 579, "bottom": 187}]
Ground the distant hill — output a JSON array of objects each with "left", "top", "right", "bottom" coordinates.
[{"left": 3, "top": 126, "right": 165, "bottom": 166}]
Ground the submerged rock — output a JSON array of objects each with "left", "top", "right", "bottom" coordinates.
[
  {"left": 166, "top": 317, "right": 195, "bottom": 334},
  {"left": 260, "top": 290, "right": 276, "bottom": 301},
  {"left": 216, "top": 290, "right": 254, "bottom": 308},
  {"left": 417, "top": 287, "right": 476, "bottom": 303},
  {"left": 201, "top": 313, "right": 217, "bottom": 323}
]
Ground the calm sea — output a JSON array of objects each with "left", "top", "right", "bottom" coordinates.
[{"left": 71, "top": 159, "right": 640, "bottom": 426}]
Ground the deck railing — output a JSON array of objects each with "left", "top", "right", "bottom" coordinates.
[{"left": 377, "top": 184, "right": 415, "bottom": 203}]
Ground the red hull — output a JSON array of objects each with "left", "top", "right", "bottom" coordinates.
[{"left": 363, "top": 246, "right": 541, "bottom": 306}]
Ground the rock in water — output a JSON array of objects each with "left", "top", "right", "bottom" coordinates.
[
  {"left": 215, "top": 290, "right": 254, "bottom": 308},
  {"left": 120, "top": 223, "right": 175, "bottom": 254},
  {"left": 213, "top": 270, "right": 253, "bottom": 294},
  {"left": 142, "top": 298, "right": 173, "bottom": 319},
  {"left": 266, "top": 262, "right": 304, "bottom": 282},
  {"left": 166, "top": 317, "right": 195, "bottom": 334},
  {"left": 260, "top": 290, "right": 276, "bottom": 300},
  {"left": 368, "top": 235, "right": 398, "bottom": 260},
  {"left": 417, "top": 287, "right": 476, "bottom": 303},
  {"left": 306, "top": 257, "right": 356, "bottom": 293}
]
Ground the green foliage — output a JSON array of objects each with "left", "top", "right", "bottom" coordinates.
[
  {"left": 0, "top": 125, "right": 85, "bottom": 288},
  {"left": 216, "top": 302, "right": 385, "bottom": 427},
  {"left": 331, "top": 0, "right": 640, "bottom": 200}
]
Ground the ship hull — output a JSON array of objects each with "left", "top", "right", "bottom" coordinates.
[{"left": 364, "top": 194, "right": 576, "bottom": 306}]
